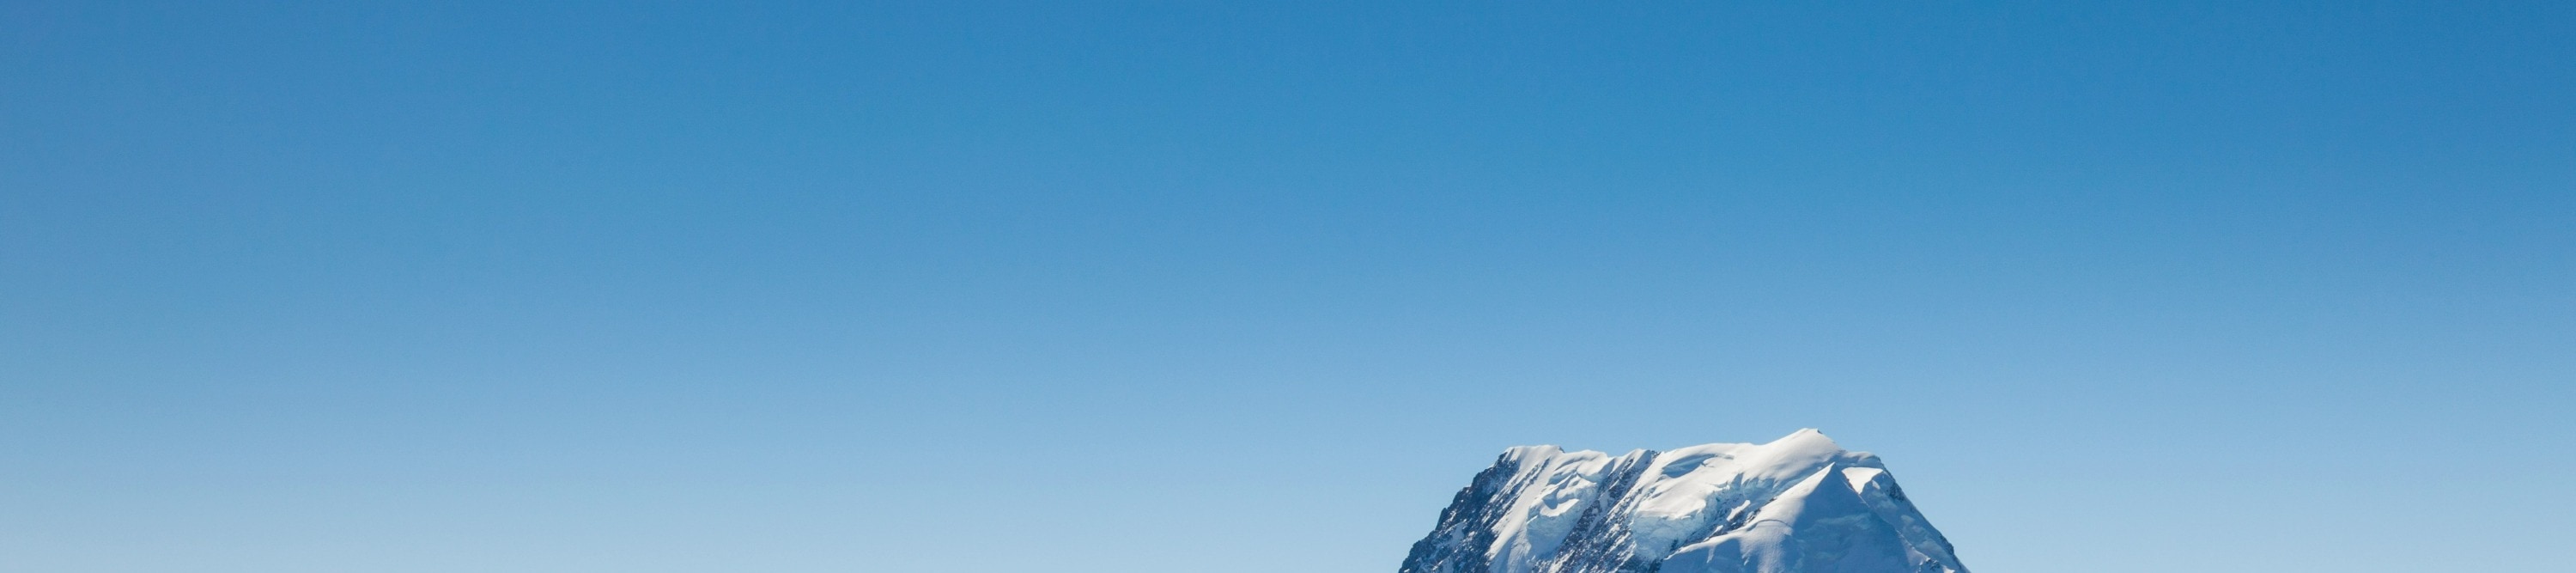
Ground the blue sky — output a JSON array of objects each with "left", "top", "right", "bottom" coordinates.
[{"left": 3, "top": 2, "right": 2570, "bottom": 571}]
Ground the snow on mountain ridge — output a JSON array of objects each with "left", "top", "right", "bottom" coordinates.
[{"left": 1400, "top": 430, "right": 1965, "bottom": 573}]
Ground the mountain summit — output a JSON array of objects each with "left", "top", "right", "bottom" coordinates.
[{"left": 1400, "top": 430, "right": 1966, "bottom": 573}]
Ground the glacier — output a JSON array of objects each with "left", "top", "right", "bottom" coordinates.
[{"left": 1400, "top": 430, "right": 1966, "bottom": 573}]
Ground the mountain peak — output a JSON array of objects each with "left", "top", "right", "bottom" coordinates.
[{"left": 1402, "top": 430, "right": 1965, "bottom": 573}]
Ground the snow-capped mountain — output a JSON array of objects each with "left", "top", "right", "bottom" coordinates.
[{"left": 1400, "top": 430, "right": 1966, "bottom": 573}]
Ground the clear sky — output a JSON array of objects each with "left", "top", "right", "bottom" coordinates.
[{"left": 3, "top": 2, "right": 2570, "bottom": 572}]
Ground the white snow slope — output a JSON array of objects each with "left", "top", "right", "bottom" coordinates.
[{"left": 1400, "top": 430, "right": 1965, "bottom": 573}]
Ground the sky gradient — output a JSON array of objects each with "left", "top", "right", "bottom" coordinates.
[{"left": 5, "top": 2, "right": 2573, "bottom": 572}]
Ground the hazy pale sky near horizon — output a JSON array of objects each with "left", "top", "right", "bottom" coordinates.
[{"left": 4, "top": 2, "right": 2571, "bottom": 572}]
